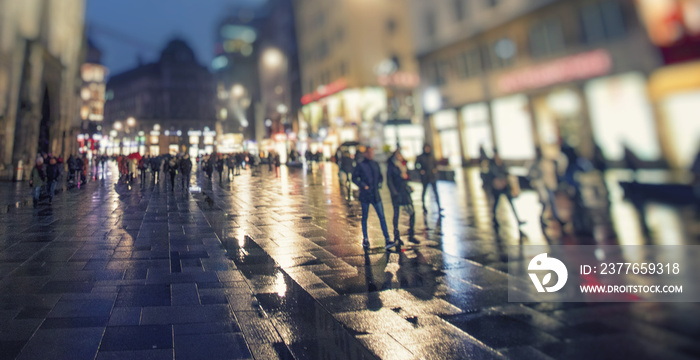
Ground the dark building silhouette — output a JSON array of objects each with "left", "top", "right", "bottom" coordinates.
[{"left": 105, "top": 39, "right": 216, "bottom": 155}]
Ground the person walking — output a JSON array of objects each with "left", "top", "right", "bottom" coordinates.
[
  {"left": 99, "top": 155, "right": 107, "bottom": 178},
  {"left": 529, "top": 148, "right": 564, "bottom": 229},
  {"left": 415, "top": 144, "right": 442, "bottom": 214},
  {"left": 150, "top": 156, "right": 161, "bottom": 183},
  {"left": 81, "top": 154, "right": 89, "bottom": 186},
  {"left": 691, "top": 147, "right": 700, "bottom": 218},
  {"left": 226, "top": 155, "right": 235, "bottom": 180},
  {"left": 387, "top": 150, "right": 418, "bottom": 245},
  {"left": 46, "top": 156, "right": 60, "bottom": 203},
  {"left": 274, "top": 152, "right": 281, "bottom": 172},
  {"left": 204, "top": 156, "right": 214, "bottom": 179},
  {"left": 30, "top": 157, "right": 46, "bottom": 208},
  {"left": 352, "top": 147, "right": 395, "bottom": 250},
  {"left": 138, "top": 155, "right": 148, "bottom": 184},
  {"left": 180, "top": 154, "right": 193, "bottom": 191},
  {"left": 67, "top": 154, "right": 77, "bottom": 186},
  {"left": 216, "top": 156, "right": 225, "bottom": 183},
  {"left": 489, "top": 150, "right": 525, "bottom": 230},
  {"left": 167, "top": 156, "right": 179, "bottom": 192},
  {"left": 340, "top": 151, "right": 356, "bottom": 191}
]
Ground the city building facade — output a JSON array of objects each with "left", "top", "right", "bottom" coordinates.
[
  {"left": 293, "top": 0, "right": 423, "bottom": 161},
  {"left": 409, "top": 0, "right": 700, "bottom": 170},
  {"left": 212, "top": 0, "right": 303, "bottom": 158},
  {"left": 77, "top": 39, "right": 108, "bottom": 154},
  {"left": 0, "top": 0, "right": 86, "bottom": 180},
  {"left": 212, "top": 11, "right": 265, "bottom": 144},
  {"left": 104, "top": 39, "right": 216, "bottom": 157}
]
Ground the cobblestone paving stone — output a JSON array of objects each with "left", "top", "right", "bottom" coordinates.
[{"left": 0, "top": 162, "right": 698, "bottom": 359}]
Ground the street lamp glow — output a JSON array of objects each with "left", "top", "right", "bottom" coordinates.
[
  {"left": 423, "top": 87, "right": 442, "bottom": 114},
  {"left": 232, "top": 84, "right": 245, "bottom": 98},
  {"left": 126, "top": 117, "right": 136, "bottom": 127},
  {"left": 113, "top": 121, "right": 123, "bottom": 131},
  {"left": 262, "top": 48, "right": 283, "bottom": 69}
]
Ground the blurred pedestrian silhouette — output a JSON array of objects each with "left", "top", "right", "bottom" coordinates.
[
  {"left": 693, "top": 147, "right": 700, "bottom": 218},
  {"left": 487, "top": 150, "right": 525, "bottom": 232},
  {"left": 387, "top": 149, "right": 418, "bottom": 245},
  {"left": 180, "top": 154, "right": 192, "bottom": 191},
  {"left": 416, "top": 144, "right": 442, "bottom": 215},
  {"left": 30, "top": 157, "right": 46, "bottom": 208},
  {"left": 528, "top": 148, "right": 564, "bottom": 241},
  {"left": 46, "top": 156, "right": 60, "bottom": 203}
]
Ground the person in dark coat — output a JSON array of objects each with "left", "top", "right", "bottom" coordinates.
[
  {"left": 46, "top": 156, "right": 60, "bottom": 203},
  {"left": 68, "top": 155, "right": 81, "bottom": 185},
  {"left": 235, "top": 153, "right": 243, "bottom": 175},
  {"left": 180, "top": 154, "right": 193, "bottom": 191},
  {"left": 690, "top": 147, "right": 700, "bottom": 218},
  {"left": 274, "top": 152, "right": 281, "bottom": 169},
  {"left": 387, "top": 150, "right": 417, "bottom": 245},
  {"left": 138, "top": 156, "right": 148, "bottom": 184},
  {"left": 167, "top": 156, "right": 179, "bottom": 192},
  {"left": 340, "top": 151, "right": 356, "bottom": 185},
  {"left": 30, "top": 157, "right": 46, "bottom": 208},
  {"left": 352, "top": 147, "right": 395, "bottom": 250},
  {"left": 150, "top": 156, "right": 161, "bottom": 183},
  {"left": 216, "top": 156, "right": 225, "bottom": 183},
  {"left": 415, "top": 144, "right": 442, "bottom": 214}
]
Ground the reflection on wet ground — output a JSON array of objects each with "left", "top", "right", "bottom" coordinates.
[
  {"left": 201, "top": 162, "right": 700, "bottom": 359},
  {"left": 0, "top": 162, "right": 698, "bottom": 359}
]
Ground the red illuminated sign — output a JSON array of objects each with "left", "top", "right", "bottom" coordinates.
[
  {"left": 377, "top": 72, "right": 420, "bottom": 88},
  {"left": 301, "top": 78, "right": 348, "bottom": 105},
  {"left": 497, "top": 49, "right": 612, "bottom": 94}
]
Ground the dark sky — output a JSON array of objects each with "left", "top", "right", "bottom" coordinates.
[{"left": 85, "top": 0, "right": 265, "bottom": 76}]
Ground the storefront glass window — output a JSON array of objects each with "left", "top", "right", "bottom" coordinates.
[
  {"left": 433, "top": 110, "right": 462, "bottom": 166},
  {"left": 661, "top": 89, "right": 700, "bottom": 168},
  {"left": 585, "top": 72, "right": 660, "bottom": 161},
  {"left": 461, "top": 102, "right": 493, "bottom": 160},
  {"left": 492, "top": 95, "right": 535, "bottom": 160}
]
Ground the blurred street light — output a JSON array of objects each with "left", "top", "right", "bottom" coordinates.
[
  {"left": 113, "top": 121, "right": 123, "bottom": 131},
  {"left": 232, "top": 84, "right": 245, "bottom": 98},
  {"left": 423, "top": 87, "right": 442, "bottom": 114},
  {"left": 262, "top": 48, "right": 284, "bottom": 69},
  {"left": 277, "top": 104, "right": 288, "bottom": 114},
  {"left": 126, "top": 116, "right": 136, "bottom": 127}
]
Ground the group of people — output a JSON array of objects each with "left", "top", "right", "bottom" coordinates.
[
  {"left": 478, "top": 142, "right": 606, "bottom": 238},
  {"left": 200, "top": 153, "right": 249, "bottom": 182},
  {"left": 29, "top": 152, "right": 74, "bottom": 207},
  {"left": 352, "top": 144, "right": 443, "bottom": 250},
  {"left": 127, "top": 154, "right": 194, "bottom": 192}
]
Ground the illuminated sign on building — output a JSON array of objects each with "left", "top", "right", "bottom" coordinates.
[
  {"left": 377, "top": 72, "right": 420, "bottom": 88},
  {"left": 497, "top": 50, "right": 612, "bottom": 94},
  {"left": 301, "top": 79, "right": 348, "bottom": 105}
]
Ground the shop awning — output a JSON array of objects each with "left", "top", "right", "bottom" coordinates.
[{"left": 648, "top": 61, "right": 700, "bottom": 101}]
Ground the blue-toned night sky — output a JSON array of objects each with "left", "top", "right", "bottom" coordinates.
[{"left": 85, "top": 0, "right": 265, "bottom": 76}]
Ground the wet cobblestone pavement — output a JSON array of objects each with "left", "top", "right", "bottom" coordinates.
[{"left": 0, "top": 162, "right": 698, "bottom": 359}]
